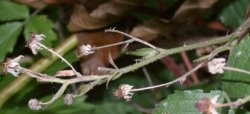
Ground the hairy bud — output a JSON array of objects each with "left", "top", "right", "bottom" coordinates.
[
  {"left": 28, "top": 99, "right": 42, "bottom": 110},
  {"left": 64, "top": 94, "right": 74, "bottom": 105}
]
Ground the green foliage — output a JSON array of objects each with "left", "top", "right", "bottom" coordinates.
[
  {"left": 0, "top": 22, "right": 23, "bottom": 62},
  {"left": 127, "top": 48, "right": 158, "bottom": 58},
  {"left": 0, "top": 1, "right": 29, "bottom": 21},
  {"left": 153, "top": 90, "right": 224, "bottom": 114},
  {"left": 95, "top": 101, "right": 140, "bottom": 114},
  {"left": 222, "top": 36, "right": 250, "bottom": 98},
  {"left": 24, "top": 15, "right": 57, "bottom": 47},
  {"left": 219, "top": 0, "right": 250, "bottom": 29}
]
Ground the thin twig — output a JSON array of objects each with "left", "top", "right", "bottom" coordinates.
[
  {"left": 93, "top": 39, "right": 134, "bottom": 50},
  {"left": 130, "top": 63, "right": 203, "bottom": 92},
  {"left": 105, "top": 29, "right": 159, "bottom": 50},
  {"left": 35, "top": 41, "right": 81, "bottom": 77},
  {"left": 142, "top": 67, "right": 154, "bottom": 87},
  {"left": 223, "top": 66, "right": 250, "bottom": 75}
]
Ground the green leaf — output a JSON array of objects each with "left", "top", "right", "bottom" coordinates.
[
  {"left": 153, "top": 90, "right": 223, "bottom": 114},
  {"left": 95, "top": 101, "right": 140, "bottom": 114},
  {"left": 0, "top": 1, "right": 29, "bottom": 21},
  {"left": 24, "top": 15, "right": 57, "bottom": 47},
  {"left": 0, "top": 22, "right": 23, "bottom": 62},
  {"left": 222, "top": 36, "right": 250, "bottom": 98},
  {"left": 127, "top": 48, "right": 158, "bottom": 58},
  {"left": 219, "top": 0, "right": 250, "bottom": 29}
]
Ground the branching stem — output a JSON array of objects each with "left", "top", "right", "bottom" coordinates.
[{"left": 35, "top": 41, "right": 81, "bottom": 77}]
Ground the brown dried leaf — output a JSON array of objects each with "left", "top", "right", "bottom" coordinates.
[
  {"left": 15, "top": 0, "right": 45, "bottom": 9},
  {"left": 172, "top": 0, "right": 217, "bottom": 23},
  {"left": 130, "top": 19, "right": 169, "bottom": 41},
  {"left": 77, "top": 31, "right": 124, "bottom": 74},
  {"left": 67, "top": 1, "right": 139, "bottom": 32},
  {"left": 130, "top": 0, "right": 217, "bottom": 42},
  {"left": 55, "top": 70, "right": 75, "bottom": 77},
  {"left": 43, "top": 0, "right": 78, "bottom": 4}
]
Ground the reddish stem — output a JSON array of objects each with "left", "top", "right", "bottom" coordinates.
[{"left": 181, "top": 51, "right": 199, "bottom": 84}]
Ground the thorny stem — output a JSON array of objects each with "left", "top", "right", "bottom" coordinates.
[
  {"left": 105, "top": 29, "right": 160, "bottom": 50},
  {"left": 115, "top": 35, "right": 232, "bottom": 79},
  {"left": 194, "top": 42, "right": 232, "bottom": 62},
  {"left": 130, "top": 63, "right": 203, "bottom": 92},
  {"left": 35, "top": 41, "right": 81, "bottom": 77}
]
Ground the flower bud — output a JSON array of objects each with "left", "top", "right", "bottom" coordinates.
[
  {"left": 64, "top": 94, "right": 74, "bottom": 105},
  {"left": 28, "top": 99, "right": 42, "bottom": 110}
]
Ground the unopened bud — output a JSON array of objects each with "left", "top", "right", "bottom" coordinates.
[
  {"left": 28, "top": 99, "right": 42, "bottom": 110},
  {"left": 64, "top": 94, "right": 74, "bottom": 105}
]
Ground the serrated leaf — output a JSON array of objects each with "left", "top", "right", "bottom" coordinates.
[
  {"left": 153, "top": 90, "right": 223, "bottom": 114},
  {"left": 127, "top": 48, "right": 158, "bottom": 58},
  {"left": 0, "top": 1, "right": 29, "bottom": 21},
  {"left": 219, "top": 0, "right": 250, "bottom": 29},
  {"left": 24, "top": 15, "right": 57, "bottom": 47},
  {"left": 0, "top": 22, "right": 23, "bottom": 62},
  {"left": 222, "top": 36, "right": 250, "bottom": 98}
]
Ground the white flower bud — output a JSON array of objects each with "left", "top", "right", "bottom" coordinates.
[
  {"left": 64, "top": 94, "right": 74, "bottom": 105},
  {"left": 113, "top": 84, "right": 134, "bottom": 101},
  {"left": 208, "top": 58, "right": 226, "bottom": 74},
  {"left": 3, "top": 55, "right": 23, "bottom": 77},
  {"left": 28, "top": 99, "right": 42, "bottom": 110},
  {"left": 78, "top": 44, "right": 94, "bottom": 56},
  {"left": 27, "top": 33, "right": 45, "bottom": 55}
]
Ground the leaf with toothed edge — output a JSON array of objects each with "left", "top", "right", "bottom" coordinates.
[
  {"left": 153, "top": 90, "right": 224, "bottom": 114},
  {"left": 24, "top": 15, "right": 57, "bottom": 48},
  {"left": 219, "top": 0, "right": 250, "bottom": 29},
  {"left": 0, "top": 22, "right": 23, "bottom": 62},
  {"left": 222, "top": 35, "right": 250, "bottom": 98},
  {"left": 0, "top": 1, "right": 29, "bottom": 21}
]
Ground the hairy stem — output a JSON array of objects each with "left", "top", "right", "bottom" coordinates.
[
  {"left": 39, "top": 83, "right": 69, "bottom": 106},
  {"left": 36, "top": 41, "right": 80, "bottom": 76}
]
